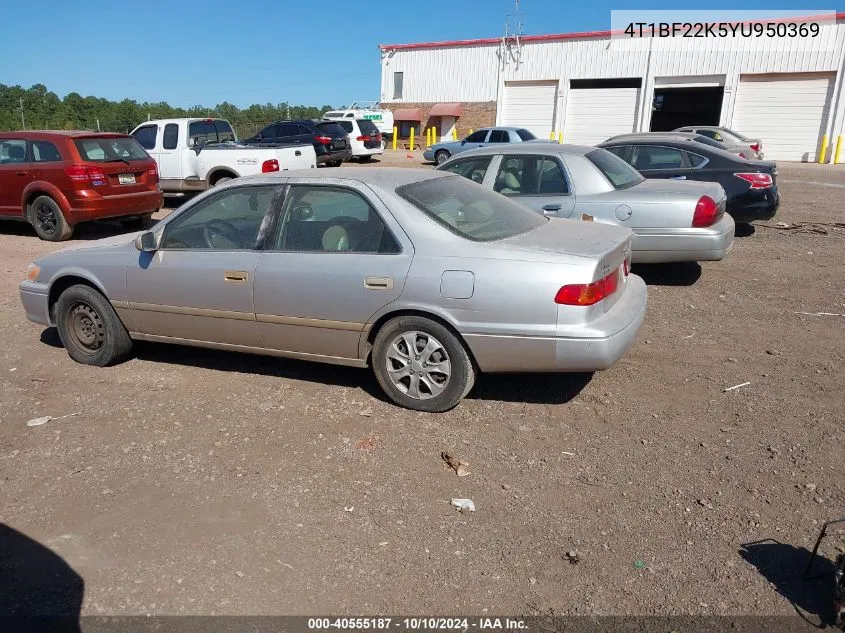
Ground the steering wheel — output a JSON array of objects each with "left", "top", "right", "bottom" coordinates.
[{"left": 203, "top": 219, "right": 243, "bottom": 249}]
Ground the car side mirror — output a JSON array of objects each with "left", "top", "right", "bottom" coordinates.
[{"left": 135, "top": 231, "right": 158, "bottom": 252}]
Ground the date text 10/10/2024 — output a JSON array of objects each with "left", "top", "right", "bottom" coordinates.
[{"left": 307, "top": 618, "right": 528, "bottom": 630}]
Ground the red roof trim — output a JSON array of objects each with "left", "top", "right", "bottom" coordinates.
[{"left": 380, "top": 12, "right": 845, "bottom": 51}]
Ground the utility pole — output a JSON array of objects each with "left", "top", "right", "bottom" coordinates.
[{"left": 19, "top": 97, "right": 26, "bottom": 130}]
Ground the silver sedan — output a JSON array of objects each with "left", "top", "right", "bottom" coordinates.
[
  {"left": 438, "top": 143, "right": 735, "bottom": 263},
  {"left": 20, "top": 168, "right": 647, "bottom": 412}
]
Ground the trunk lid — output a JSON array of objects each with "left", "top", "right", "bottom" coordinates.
[{"left": 635, "top": 177, "right": 726, "bottom": 205}]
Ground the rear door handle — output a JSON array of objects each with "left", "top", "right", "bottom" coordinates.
[
  {"left": 365, "top": 276, "right": 393, "bottom": 290},
  {"left": 224, "top": 271, "right": 248, "bottom": 283},
  {"left": 15, "top": 170, "right": 27, "bottom": 176},
  {"left": 542, "top": 204, "right": 561, "bottom": 215}
]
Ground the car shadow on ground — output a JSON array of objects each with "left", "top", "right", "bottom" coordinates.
[
  {"left": 735, "top": 223, "right": 757, "bottom": 238},
  {"left": 739, "top": 538, "right": 837, "bottom": 627},
  {"left": 0, "top": 523, "right": 83, "bottom": 631},
  {"left": 631, "top": 262, "right": 702, "bottom": 287},
  {"left": 40, "top": 330, "right": 592, "bottom": 407},
  {"left": 0, "top": 218, "right": 159, "bottom": 242}
]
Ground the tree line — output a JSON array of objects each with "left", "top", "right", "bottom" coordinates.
[{"left": 0, "top": 84, "right": 336, "bottom": 138}]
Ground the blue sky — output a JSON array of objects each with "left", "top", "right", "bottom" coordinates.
[{"left": 0, "top": 0, "right": 833, "bottom": 108}]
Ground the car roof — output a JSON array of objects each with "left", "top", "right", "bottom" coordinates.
[
  {"left": 234, "top": 167, "right": 452, "bottom": 189},
  {"left": 449, "top": 142, "right": 595, "bottom": 156},
  {"left": 607, "top": 132, "right": 701, "bottom": 141},
  {"left": 0, "top": 130, "right": 130, "bottom": 140},
  {"left": 143, "top": 118, "right": 229, "bottom": 125}
]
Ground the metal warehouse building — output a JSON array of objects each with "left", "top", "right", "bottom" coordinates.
[{"left": 379, "top": 13, "right": 845, "bottom": 162}]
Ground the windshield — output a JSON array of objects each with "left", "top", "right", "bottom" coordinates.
[
  {"left": 188, "top": 120, "right": 236, "bottom": 145},
  {"left": 516, "top": 129, "right": 536, "bottom": 141},
  {"left": 586, "top": 148, "right": 644, "bottom": 190},
  {"left": 397, "top": 175, "right": 547, "bottom": 242},
  {"left": 74, "top": 137, "right": 150, "bottom": 162}
]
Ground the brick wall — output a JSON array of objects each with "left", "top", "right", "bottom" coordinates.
[{"left": 383, "top": 102, "right": 496, "bottom": 138}]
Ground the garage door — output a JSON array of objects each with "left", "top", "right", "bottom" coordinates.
[
  {"left": 732, "top": 73, "right": 835, "bottom": 162},
  {"left": 501, "top": 81, "right": 558, "bottom": 138},
  {"left": 564, "top": 87, "right": 640, "bottom": 146}
]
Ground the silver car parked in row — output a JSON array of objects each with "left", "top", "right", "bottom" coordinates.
[
  {"left": 20, "top": 168, "right": 646, "bottom": 412},
  {"left": 438, "top": 143, "right": 735, "bottom": 264}
]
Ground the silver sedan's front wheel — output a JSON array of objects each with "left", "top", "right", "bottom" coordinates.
[{"left": 372, "top": 316, "right": 475, "bottom": 412}]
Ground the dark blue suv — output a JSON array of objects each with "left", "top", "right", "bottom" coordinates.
[{"left": 243, "top": 120, "right": 351, "bottom": 166}]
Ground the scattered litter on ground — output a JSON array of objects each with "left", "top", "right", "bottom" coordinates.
[
  {"left": 565, "top": 551, "right": 580, "bottom": 565},
  {"left": 359, "top": 408, "right": 373, "bottom": 417},
  {"left": 234, "top": 570, "right": 244, "bottom": 578},
  {"left": 723, "top": 382, "right": 750, "bottom": 392},
  {"left": 379, "top": 541, "right": 388, "bottom": 546},
  {"left": 759, "top": 221, "right": 845, "bottom": 235},
  {"left": 354, "top": 435, "right": 378, "bottom": 450},
  {"left": 502, "top": 483, "right": 511, "bottom": 490},
  {"left": 450, "top": 498, "right": 475, "bottom": 512},
  {"left": 344, "top": 506, "right": 354, "bottom": 512},
  {"left": 561, "top": 451, "right": 575, "bottom": 456},
  {"left": 441, "top": 451, "right": 471, "bottom": 477},
  {"left": 276, "top": 560, "right": 295, "bottom": 570},
  {"left": 634, "top": 560, "right": 646, "bottom": 570},
  {"left": 9, "top": 367, "right": 16, "bottom": 372},
  {"left": 682, "top": 334, "right": 695, "bottom": 339},
  {"left": 529, "top": 577, "right": 537, "bottom": 585},
  {"left": 795, "top": 311, "right": 844, "bottom": 317},
  {"left": 26, "top": 412, "right": 81, "bottom": 427}
]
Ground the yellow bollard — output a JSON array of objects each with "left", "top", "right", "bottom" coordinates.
[
  {"left": 549, "top": 130, "right": 555, "bottom": 140},
  {"left": 834, "top": 135, "right": 843, "bottom": 164},
  {"left": 452, "top": 128, "right": 457, "bottom": 141},
  {"left": 469, "top": 128, "right": 473, "bottom": 135},
  {"left": 818, "top": 135, "right": 829, "bottom": 163},
  {"left": 409, "top": 127, "right": 415, "bottom": 151},
  {"left": 558, "top": 131, "right": 564, "bottom": 144},
  {"left": 392, "top": 126, "right": 397, "bottom": 150}
]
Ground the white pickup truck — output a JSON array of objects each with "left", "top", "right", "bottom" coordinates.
[{"left": 130, "top": 118, "right": 316, "bottom": 194}]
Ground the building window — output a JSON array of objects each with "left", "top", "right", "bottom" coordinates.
[{"left": 393, "top": 72, "right": 404, "bottom": 99}]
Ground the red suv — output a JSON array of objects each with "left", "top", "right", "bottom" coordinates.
[{"left": 0, "top": 131, "right": 163, "bottom": 241}]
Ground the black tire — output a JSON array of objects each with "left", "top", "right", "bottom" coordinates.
[
  {"left": 372, "top": 316, "right": 475, "bottom": 412},
  {"left": 212, "top": 176, "right": 234, "bottom": 187},
  {"left": 29, "top": 195, "right": 73, "bottom": 241},
  {"left": 434, "top": 150, "right": 451, "bottom": 166},
  {"left": 327, "top": 160, "right": 343, "bottom": 167},
  {"left": 121, "top": 213, "right": 154, "bottom": 230},
  {"left": 55, "top": 284, "right": 133, "bottom": 367},
  {"left": 358, "top": 155, "right": 373, "bottom": 162}
]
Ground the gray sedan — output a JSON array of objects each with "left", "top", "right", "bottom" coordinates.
[
  {"left": 20, "top": 168, "right": 646, "bottom": 412},
  {"left": 438, "top": 143, "right": 735, "bottom": 264},
  {"left": 423, "top": 126, "right": 539, "bottom": 165}
]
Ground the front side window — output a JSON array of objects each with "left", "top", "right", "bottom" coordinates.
[
  {"left": 74, "top": 137, "right": 149, "bottom": 162},
  {"left": 438, "top": 155, "right": 493, "bottom": 184},
  {"left": 132, "top": 125, "right": 157, "bottom": 150},
  {"left": 393, "top": 72, "right": 403, "bottom": 99},
  {"left": 515, "top": 129, "right": 536, "bottom": 141},
  {"left": 160, "top": 185, "right": 278, "bottom": 250},
  {"left": 0, "top": 139, "right": 27, "bottom": 163},
  {"left": 31, "top": 141, "right": 62, "bottom": 162},
  {"left": 163, "top": 124, "right": 179, "bottom": 150},
  {"left": 275, "top": 186, "right": 400, "bottom": 254},
  {"left": 585, "top": 148, "right": 644, "bottom": 190},
  {"left": 493, "top": 155, "right": 570, "bottom": 195},
  {"left": 629, "top": 145, "right": 686, "bottom": 170},
  {"left": 464, "top": 129, "right": 488, "bottom": 143},
  {"left": 397, "top": 175, "right": 547, "bottom": 242}
]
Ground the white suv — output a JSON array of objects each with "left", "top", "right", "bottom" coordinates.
[{"left": 331, "top": 118, "right": 384, "bottom": 161}]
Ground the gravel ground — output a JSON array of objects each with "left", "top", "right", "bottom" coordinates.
[{"left": 0, "top": 161, "right": 843, "bottom": 619}]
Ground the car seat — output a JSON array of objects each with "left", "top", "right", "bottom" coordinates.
[
  {"left": 495, "top": 162, "right": 522, "bottom": 194},
  {"left": 321, "top": 225, "right": 350, "bottom": 251}
]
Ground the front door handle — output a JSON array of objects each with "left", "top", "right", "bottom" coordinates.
[
  {"left": 542, "top": 204, "right": 561, "bottom": 215},
  {"left": 365, "top": 276, "right": 393, "bottom": 290},
  {"left": 224, "top": 271, "right": 248, "bottom": 283},
  {"left": 15, "top": 170, "right": 27, "bottom": 176},
  {"left": 670, "top": 175, "right": 687, "bottom": 180}
]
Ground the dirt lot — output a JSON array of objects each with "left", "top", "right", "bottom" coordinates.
[{"left": 1, "top": 160, "right": 843, "bottom": 619}]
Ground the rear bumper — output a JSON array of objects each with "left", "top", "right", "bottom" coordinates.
[
  {"left": 19, "top": 280, "right": 51, "bottom": 326},
  {"left": 317, "top": 149, "right": 352, "bottom": 164},
  {"left": 728, "top": 187, "right": 779, "bottom": 223},
  {"left": 631, "top": 214, "right": 735, "bottom": 263},
  {"left": 66, "top": 190, "right": 163, "bottom": 224},
  {"left": 554, "top": 274, "right": 647, "bottom": 371}
]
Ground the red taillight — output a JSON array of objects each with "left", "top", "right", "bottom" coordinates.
[
  {"left": 148, "top": 165, "right": 158, "bottom": 183},
  {"left": 734, "top": 172, "right": 773, "bottom": 190},
  {"left": 750, "top": 143, "right": 760, "bottom": 152},
  {"left": 65, "top": 165, "right": 106, "bottom": 186},
  {"left": 261, "top": 159, "right": 279, "bottom": 173},
  {"left": 356, "top": 135, "right": 371, "bottom": 141},
  {"left": 692, "top": 195, "right": 720, "bottom": 228},
  {"left": 555, "top": 269, "right": 621, "bottom": 306},
  {"left": 315, "top": 135, "right": 332, "bottom": 145}
]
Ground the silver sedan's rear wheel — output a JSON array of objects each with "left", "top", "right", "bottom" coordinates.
[{"left": 372, "top": 316, "right": 475, "bottom": 412}]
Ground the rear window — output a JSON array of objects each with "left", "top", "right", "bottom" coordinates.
[
  {"left": 357, "top": 119, "right": 379, "bottom": 135},
  {"left": 188, "top": 120, "right": 236, "bottom": 145},
  {"left": 74, "top": 137, "right": 150, "bottom": 162},
  {"left": 316, "top": 121, "right": 347, "bottom": 135},
  {"left": 516, "top": 129, "right": 536, "bottom": 141},
  {"left": 586, "top": 148, "right": 644, "bottom": 190},
  {"left": 324, "top": 112, "right": 343, "bottom": 118},
  {"left": 397, "top": 175, "right": 546, "bottom": 242}
]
